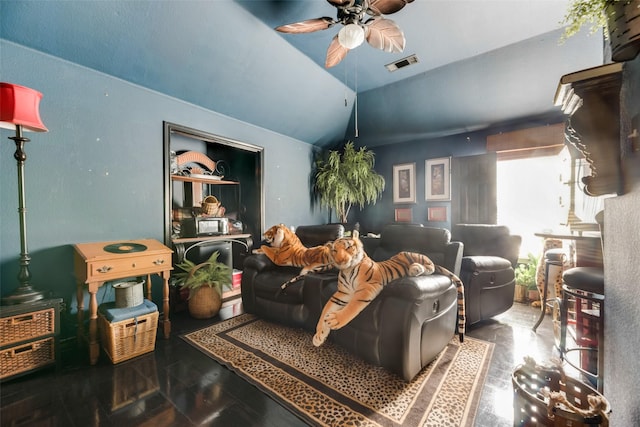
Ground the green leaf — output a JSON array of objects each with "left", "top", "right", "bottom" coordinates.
[
  {"left": 314, "top": 141, "right": 385, "bottom": 223},
  {"left": 172, "top": 251, "right": 233, "bottom": 298}
]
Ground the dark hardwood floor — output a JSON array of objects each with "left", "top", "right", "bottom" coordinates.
[{"left": 1, "top": 301, "right": 561, "bottom": 426}]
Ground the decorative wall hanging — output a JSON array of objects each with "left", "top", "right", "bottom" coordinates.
[
  {"left": 394, "top": 208, "right": 412, "bottom": 222},
  {"left": 393, "top": 162, "right": 415, "bottom": 204},
  {"left": 425, "top": 157, "right": 451, "bottom": 201},
  {"left": 427, "top": 206, "right": 447, "bottom": 222}
]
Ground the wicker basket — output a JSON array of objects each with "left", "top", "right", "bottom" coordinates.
[
  {"left": 512, "top": 358, "right": 610, "bottom": 426},
  {"left": 0, "top": 337, "right": 55, "bottom": 379},
  {"left": 608, "top": 0, "right": 640, "bottom": 62},
  {"left": 99, "top": 311, "right": 158, "bottom": 364},
  {"left": 0, "top": 308, "right": 55, "bottom": 347},
  {"left": 201, "top": 195, "right": 220, "bottom": 216},
  {"left": 188, "top": 286, "right": 222, "bottom": 319}
]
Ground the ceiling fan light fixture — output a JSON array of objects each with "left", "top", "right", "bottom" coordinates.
[{"left": 338, "top": 23, "right": 365, "bottom": 49}]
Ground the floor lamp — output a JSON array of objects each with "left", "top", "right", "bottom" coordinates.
[{"left": 0, "top": 82, "right": 48, "bottom": 305}]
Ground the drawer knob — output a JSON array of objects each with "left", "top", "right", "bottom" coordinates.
[
  {"left": 153, "top": 259, "right": 165, "bottom": 265},
  {"left": 97, "top": 265, "right": 112, "bottom": 273}
]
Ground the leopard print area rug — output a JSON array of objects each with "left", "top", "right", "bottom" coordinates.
[{"left": 183, "top": 314, "right": 493, "bottom": 427}]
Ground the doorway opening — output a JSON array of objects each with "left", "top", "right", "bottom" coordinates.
[{"left": 496, "top": 147, "right": 571, "bottom": 259}]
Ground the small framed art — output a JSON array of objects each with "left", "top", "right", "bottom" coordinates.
[
  {"left": 427, "top": 206, "right": 447, "bottom": 222},
  {"left": 393, "top": 163, "right": 416, "bottom": 204},
  {"left": 394, "top": 208, "right": 413, "bottom": 222},
  {"left": 425, "top": 157, "right": 451, "bottom": 201}
]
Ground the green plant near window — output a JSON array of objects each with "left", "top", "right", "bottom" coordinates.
[
  {"left": 515, "top": 253, "right": 539, "bottom": 291},
  {"left": 314, "top": 141, "right": 385, "bottom": 223},
  {"left": 560, "top": 0, "right": 615, "bottom": 41}
]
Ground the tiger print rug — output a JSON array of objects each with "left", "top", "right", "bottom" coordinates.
[{"left": 183, "top": 314, "right": 493, "bottom": 427}]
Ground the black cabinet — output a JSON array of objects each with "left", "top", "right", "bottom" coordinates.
[{"left": 0, "top": 298, "right": 63, "bottom": 381}]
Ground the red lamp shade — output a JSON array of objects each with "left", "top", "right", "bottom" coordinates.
[{"left": 0, "top": 82, "right": 48, "bottom": 132}]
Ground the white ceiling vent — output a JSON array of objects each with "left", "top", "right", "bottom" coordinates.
[{"left": 385, "top": 54, "right": 419, "bottom": 72}]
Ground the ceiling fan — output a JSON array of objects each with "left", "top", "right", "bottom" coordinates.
[{"left": 275, "top": 0, "right": 414, "bottom": 68}]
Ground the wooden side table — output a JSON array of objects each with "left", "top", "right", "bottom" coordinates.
[{"left": 73, "top": 239, "right": 172, "bottom": 365}]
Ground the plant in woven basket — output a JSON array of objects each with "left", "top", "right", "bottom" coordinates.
[
  {"left": 173, "top": 251, "right": 232, "bottom": 319},
  {"left": 560, "top": 0, "right": 640, "bottom": 62}
]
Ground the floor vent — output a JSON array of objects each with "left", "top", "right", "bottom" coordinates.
[{"left": 385, "top": 54, "right": 419, "bottom": 72}]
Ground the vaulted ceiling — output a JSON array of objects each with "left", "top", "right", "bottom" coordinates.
[{"left": 1, "top": 0, "right": 604, "bottom": 147}]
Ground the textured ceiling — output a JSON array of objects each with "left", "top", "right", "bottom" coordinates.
[
  {"left": 1, "top": 0, "right": 605, "bottom": 147},
  {"left": 237, "top": 0, "right": 579, "bottom": 92}
]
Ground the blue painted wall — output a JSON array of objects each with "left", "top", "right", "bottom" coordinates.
[
  {"left": 0, "top": 41, "right": 325, "bottom": 304},
  {"left": 350, "top": 113, "right": 564, "bottom": 233}
]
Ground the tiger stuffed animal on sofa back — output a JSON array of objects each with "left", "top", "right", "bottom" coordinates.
[
  {"left": 313, "top": 230, "right": 465, "bottom": 347},
  {"left": 256, "top": 224, "right": 332, "bottom": 275}
]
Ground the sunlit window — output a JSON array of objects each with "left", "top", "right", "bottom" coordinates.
[{"left": 497, "top": 147, "right": 571, "bottom": 258}]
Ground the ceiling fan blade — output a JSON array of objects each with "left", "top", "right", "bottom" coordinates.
[
  {"left": 365, "top": 17, "right": 405, "bottom": 53},
  {"left": 325, "top": 36, "right": 350, "bottom": 68},
  {"left": 275, "top": 17, "right": 335, "bottom": 34},
  {"left": 368, "top": 0, "right": 414, "bottom": 16}
]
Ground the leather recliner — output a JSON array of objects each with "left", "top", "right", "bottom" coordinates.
[
  {"left": 451, "top": 224, "right": 522, "bottom": 326},
  {"left": 241, "top": 223, "right": 464, "bottom": 381}
]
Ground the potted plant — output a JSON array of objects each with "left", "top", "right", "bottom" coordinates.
[
  {"left": 561, "top": 0, "right": 640, "bottom": 62},
  {"left": 314, "top": 141, "right": 385, "bottom": 224},
  {"left": 515, "top": 253, "right": 539, "bottom": 303},
  {"left": 173, "top": 251, "right": 232, "bottom": 319}
]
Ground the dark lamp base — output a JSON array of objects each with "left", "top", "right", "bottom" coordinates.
[{"left": 2, "top": 285, "right": 46, "bottom": 305}]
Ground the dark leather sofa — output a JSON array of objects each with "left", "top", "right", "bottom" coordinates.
[
  {"left": 241, "top": 223, "right": 463, "bottom": 381},
  {"left": 451, "top": 224, "right": 522, "bottom": 326}
]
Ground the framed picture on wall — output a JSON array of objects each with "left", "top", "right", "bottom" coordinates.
[
  {"left": 425, "top": 157, "right": 451, "bottom": 201},
  {"left": 394, "top": 208, "right": 413, "bottom": 222},
  {"left": 427, "top": 206, "right": 447, "bottom": 222},
  {"left": 393, "top": 163, "right": 416, "bottom": 204}
]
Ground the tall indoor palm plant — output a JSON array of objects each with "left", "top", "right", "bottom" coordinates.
[{"left": 314, "top": 141, "right": 385, "bottom": 223}]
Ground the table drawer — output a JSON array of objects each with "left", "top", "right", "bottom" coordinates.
[
  {"left": 0, "top": 308, "right": 55, "bottom": 347},
  {"left": 87, "top": 253, "right": 171, "bottom": 280}
]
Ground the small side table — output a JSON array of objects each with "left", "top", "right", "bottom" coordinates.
[
  {"left": 73, "top": 239, "right": 172, "bottom": 365},
  {"left": 0, "top": 298, "right": 63, "bottom": 381}
]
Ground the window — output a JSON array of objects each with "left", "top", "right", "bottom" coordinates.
[{"left": 497, "top": 147, "right": 571, "bottom": 258}]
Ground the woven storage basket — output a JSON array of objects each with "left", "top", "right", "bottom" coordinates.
[
  {"left": 113, "top": 280, "right": 145, "bottom": 308},
  {"left": 99, "top": 311, "right": 158, "bottom": 364},
  {"left": 0, "top": 337, "right": 55, "bottom": 379},
  {"left": 608, "top": 0, "right": 640, "bottom": 62},
  {"left": 201, "top": 195, "right": 220, "bottom": 216},
  {"left": 512, "top": 358, "right": 610, "bottom": 426},
  {"left": 0, "top": 308, "right": 55, "bottom": 347},
  {"left": 188, "top": 286, "right": 222, "bottom": 319},
  {"left": 184, "top": 260, "right": 224, "bottom": 319}
]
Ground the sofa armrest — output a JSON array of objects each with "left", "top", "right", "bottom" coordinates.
[
  {"left": 380, "top": 274, "right": 456, "bottom": 302},
  {"left": 461, "top": 255, "right": 512, "bottom": 272}
]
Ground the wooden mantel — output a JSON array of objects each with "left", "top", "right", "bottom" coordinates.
[{"left": 554, "top": 63, "right": 624, "bottom": 196}]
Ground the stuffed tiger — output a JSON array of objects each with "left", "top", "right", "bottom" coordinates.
[
  {"left": 313, "top": 230, "right": 465, "bottom": 347},
  {"left": 534, "top": 238, "right": 574, "bottom": 310},
  {"left": 256, "top": 224, "right": 332, "bottom": 275}
]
